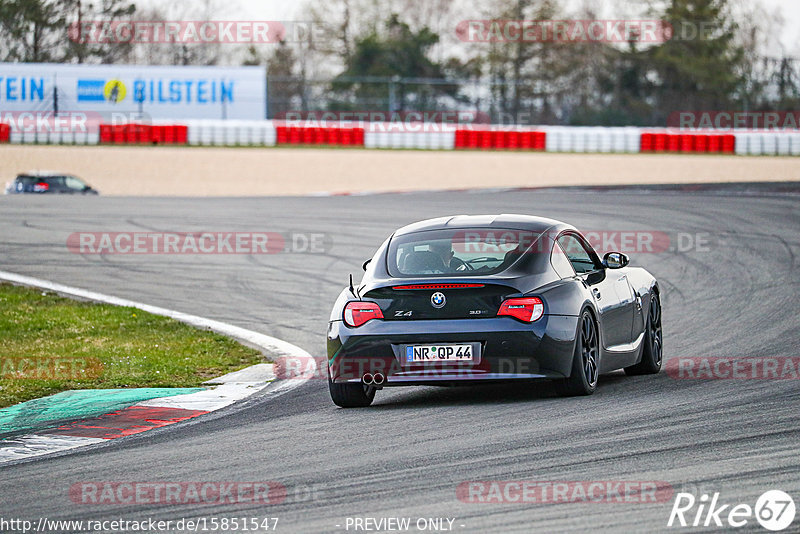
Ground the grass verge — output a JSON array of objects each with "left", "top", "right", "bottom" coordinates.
[{"left": 0, "top": 283, "right": 264, "bottom": 408}]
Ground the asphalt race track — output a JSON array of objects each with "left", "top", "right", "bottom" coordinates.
[{"left": 0, "top": 183, "right": 799, "bottom": 532}]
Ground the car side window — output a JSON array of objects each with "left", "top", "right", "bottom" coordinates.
[
  {"left": 550, "top": 241, "right": 576, "bottom": 278},
  {"left": 557, "top": 234, "right": 598, "bottom": 274},
  {"left": 64, "top": 176, "right": 85, "bottom": 190}
]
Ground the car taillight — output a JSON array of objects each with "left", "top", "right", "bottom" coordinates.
[
  {"left": 498, "top": 297, "right": 544, "bottom": 322},
  {"left": 343, "top": 301, "right": 384, "bottom": 327}
]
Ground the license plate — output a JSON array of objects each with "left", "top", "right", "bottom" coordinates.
[{"left": 405, "top": 344, "right": 474, "bottom": 363}]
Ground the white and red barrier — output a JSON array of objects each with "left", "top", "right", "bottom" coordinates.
[
  {"left": 455, "top": 128, "right": 546, "bottom": 150},
  {"left": 6, "top": 125, "right": 99, "bottom": 145},
  {"left": 733, "top": 131, "right": 800, "bottom": 156},
  {"left": 542, "top": 126, "right": 641, "bottom": 153},
  {"left": 640, "top": 131, "right": 735, "bottom": 154},
  {"left": 1, "top": 118, "right": 799, "bottom": 156},
  {"left": 184, "top": 119, "right": 277, "bottom": 147},
  {"left": 98, "top": 123, "right": 188, "bottom": 145},
  {"left": 366, "top": 128, "right": 456, "bottom": 150}
]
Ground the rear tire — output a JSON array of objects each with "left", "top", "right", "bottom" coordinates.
[
  {"left": 554, "top": 311, "right": 599, "bottom": 397},
  {"left": 624, "top": 293, "right": 663, "bottom": 376},
  {"left": 328, "top": 376, "right": 376, "bottom": 408}
]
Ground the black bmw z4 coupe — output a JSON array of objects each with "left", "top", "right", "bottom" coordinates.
[{"left": 327, "top": 214, "right": 662, "bottom": 407}]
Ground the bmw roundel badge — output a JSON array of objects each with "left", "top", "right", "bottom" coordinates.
[{"left": 431, "top": 292, "right": 446, "bottom": 309}]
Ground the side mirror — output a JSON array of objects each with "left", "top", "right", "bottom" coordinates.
[
  {"left": 362, "top": 259, "right": 371, "bottom": 271},
  {"left": 603, "top": 252, "right": 629, "bottom": 269}
]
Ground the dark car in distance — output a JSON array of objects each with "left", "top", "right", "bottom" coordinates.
[
  {"left": 327, "top": 215, "right": 662, "bottom": 407},
  {"left": 4, "top": 172, "right": 99, "bottom": 195}
]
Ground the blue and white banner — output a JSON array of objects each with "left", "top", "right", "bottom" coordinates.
[{"left": 0, "top": 63, "right": 266, "bottom": 120}]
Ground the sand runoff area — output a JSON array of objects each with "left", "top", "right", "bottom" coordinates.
[{"left": 2, "top": 144, "right": 798, "bottom": 196}]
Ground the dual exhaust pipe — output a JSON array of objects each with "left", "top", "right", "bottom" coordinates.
[{"left": 362, "top": 372, "right": 385, "bottom": 386}]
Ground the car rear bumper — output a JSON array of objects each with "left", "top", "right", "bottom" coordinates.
[
  {"left": 340, "top": 372, "right": 552, "bottom": 387},
  {"left": 327, "top": 315, "right": 579, "bottom": 385}
]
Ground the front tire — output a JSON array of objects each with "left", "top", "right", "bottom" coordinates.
[
  {"left": 554, "top": 311, "right": 599, "bottom": 397},
  {"left": 625, "top": 293, "right": 663, "bottom": 376},
  {"left": 328, "top": 376, "right": 376, "bottom": 408}
]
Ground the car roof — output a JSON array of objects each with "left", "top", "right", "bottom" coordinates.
[
  {"left": 17, "top": 171, "right": 75, "bottom": 178},
  {"left": 393, "top": 214, "right": 571, "bottom": 236}
]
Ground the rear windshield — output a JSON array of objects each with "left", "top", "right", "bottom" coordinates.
[{"left": 387, "top": 228, "right": 542, "bottom": 277}]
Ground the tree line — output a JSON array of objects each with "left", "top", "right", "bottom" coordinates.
[{"left": 2, "top": 0, "right": 798, "bottom": 126}]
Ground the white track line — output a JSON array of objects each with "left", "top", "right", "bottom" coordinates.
[
  {"left": 0, "top": 435, "right": 106, "bottom": 463},
  {"left": 0, "top": 270, "right": 316, "bottom": 464}
]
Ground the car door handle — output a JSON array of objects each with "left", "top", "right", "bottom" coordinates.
[{"left": 592, "top": 288, "right": 601, "bottom": 300}]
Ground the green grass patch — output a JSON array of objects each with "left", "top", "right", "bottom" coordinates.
[{"left": 0, "top": 283, "right": 264, "bottom": 408}]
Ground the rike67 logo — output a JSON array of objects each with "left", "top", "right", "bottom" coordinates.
[{"left": 668, "top": 490, "right": 796, "bottom": 531}]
